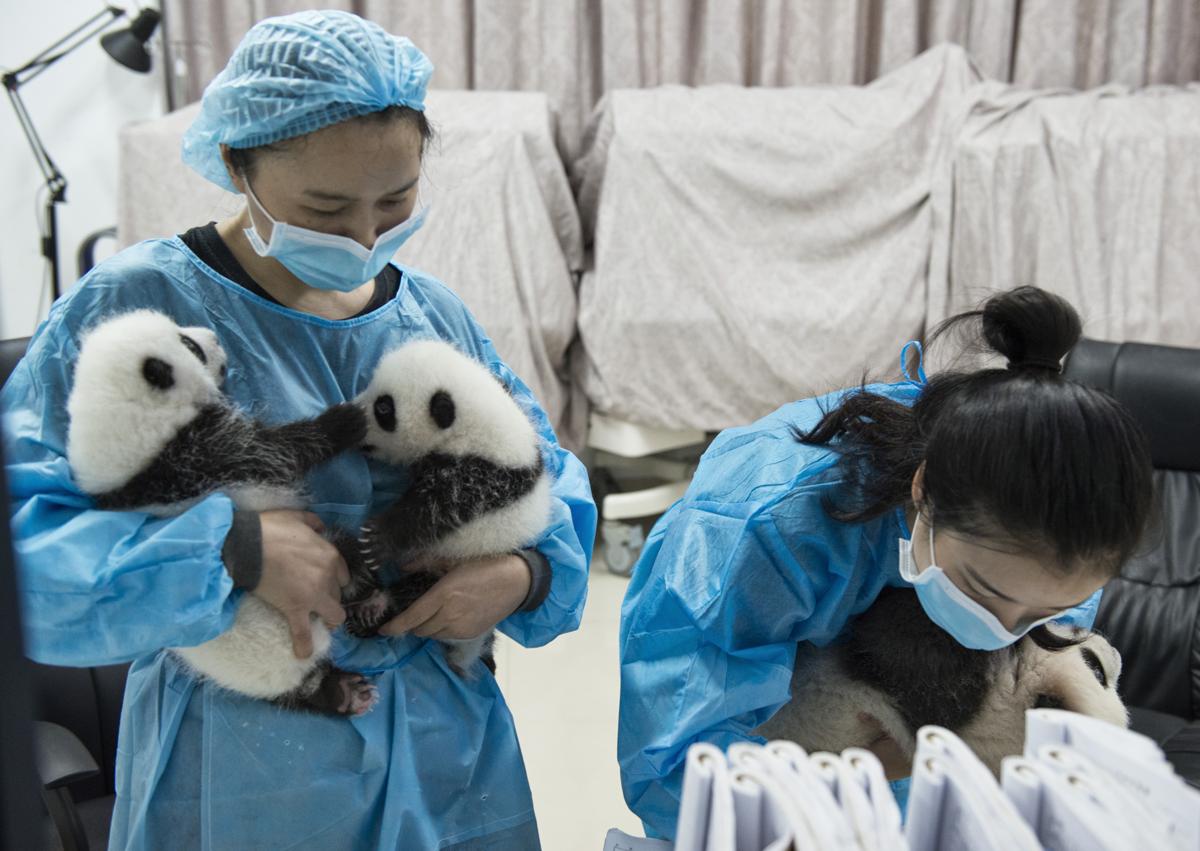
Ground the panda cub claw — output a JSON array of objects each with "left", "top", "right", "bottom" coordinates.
[{"left": 356, "top": 524, "right": 383, "bottom": 570}]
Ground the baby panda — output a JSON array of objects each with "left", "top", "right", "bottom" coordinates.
[
  {"left": 756, "top": 586, "right": 1128, "bottom": 776},
  {"left": 337, "top": 338, "right": 551, "bottom": 677},
  {"left": 67, "top": 309, "right": 376, "bottom": 716}
]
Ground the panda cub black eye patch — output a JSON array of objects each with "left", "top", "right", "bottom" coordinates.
[
  {"left": 142, "top": 357, "right": 175, "bottom": 390},
  {"left": 430, "top": 390, "right": 455, "bottom": 430},
  {"left": 179, "top": 334, "right": 207, "bottom": 364},
  {"left": 373, "top": 395, "right": 396, "bottom": 432}
]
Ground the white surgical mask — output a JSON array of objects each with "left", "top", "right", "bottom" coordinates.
[
  {"left": 242, "top": 180, "right": 428, "bottom": 292},
  {"left": 898, "top": 519, "right": 1062, "bottom": 651}
]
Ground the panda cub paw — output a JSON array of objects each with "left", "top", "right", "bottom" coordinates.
[
  {"left": 338, "top": 674, "right": 379, "bottom": 716},
  {"left": 315, "top": 402, "right": 369, "bottom": 450},
  {"left": 343, "top": 589, "right": 393, "bottom": 637}
]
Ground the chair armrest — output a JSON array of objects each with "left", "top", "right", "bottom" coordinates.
[
  {"left": 35, "top": 721, "right": 101, "bottom": 790},
  {"left": 76, "top": 225, "right": 117, "bottom": 279},
  {"left": 1129, "top": 706, "right": 1189, "bottom": 746}
]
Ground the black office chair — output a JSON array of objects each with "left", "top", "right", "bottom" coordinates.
[
  {"left": 0, "top": 353, "right": 42, "bottom": 851},
  {"left": 0, "top": 337, "right": 128, "bottom": 850},
  {"left": 1064, "top": 338, "right": 1200, "bottom": 786}
]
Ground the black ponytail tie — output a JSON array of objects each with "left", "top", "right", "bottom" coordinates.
[{"left": 1008, "top": 357, "right": 1063, "bottom": 374}]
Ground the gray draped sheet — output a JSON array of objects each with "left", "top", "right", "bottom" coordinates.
[
  {"left": 573, "top": 44, "right": 1200, "bottom": 433},
  {"left": 117, "top": 91, "right": 583, "bottom": 446},
  {"left": 930, "top": 79, "right": 1200, "bottom": 348}
]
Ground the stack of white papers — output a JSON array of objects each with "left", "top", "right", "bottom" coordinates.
[
  {"left": 1004, "top": 709, "right": 1200, "bottom": 851},
  {"left": 903, "top": 715, "right": 1199, "bottom": 851},
  {"left": 605, "top": 711, "right": 1197, "bottom": 851},
  {"left": 647, "top": 740, "right": 908, "bottom": 850},
  {"left": 905, "top": 726, "right": 1042, "bottom": 851}
]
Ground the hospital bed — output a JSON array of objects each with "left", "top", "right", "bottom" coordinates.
[
  {"left": 571, "top": 47, "right": 971, "bottom": 568},
  {"left": 930, "top": 77, "right": 1200, "bottom": 347},
  {"left": 574, "top": 45, "right": 1200, "bottom": 433},
  {"left": 570, "top": 45, "right": 1200, "bottom": 570}
]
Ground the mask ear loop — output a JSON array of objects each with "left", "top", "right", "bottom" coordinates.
[
  {"left": 241, "top": 179, "right": 280, "bottom": 249},
  {"left": 900, "top": 340, "right": 928, "bottom": 386},
  {"left": 908, "top": 508, "right": 935, "bottom": 573}
]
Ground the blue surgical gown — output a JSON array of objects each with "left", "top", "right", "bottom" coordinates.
[
  {"left": 3, "top": 237, "right": 596, "bottom": 850},
  {"left": 617, "top": 382, "right": 1101, "bottom": 839}
]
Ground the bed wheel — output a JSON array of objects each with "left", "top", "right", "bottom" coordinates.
[{"left": 601, "top": 519, "right": 644, "bottom": 577}]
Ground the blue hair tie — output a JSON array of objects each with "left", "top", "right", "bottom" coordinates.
[{"left": 900, "top": 340, "right": 927, "bottom": 386}]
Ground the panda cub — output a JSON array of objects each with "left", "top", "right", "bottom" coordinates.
[
  {"left": 757, "top": 587, "right": 1128, "bottom": 776},
  {"left": 67, "top": 310, "right": 376, "bottom": 716},
  {"left": 339, "top": 339, "right": 551, "bottom": 677}
]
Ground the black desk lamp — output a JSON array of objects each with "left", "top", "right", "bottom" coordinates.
[{"left": 3, "top": 6, "right": 160, "bottom": 301}]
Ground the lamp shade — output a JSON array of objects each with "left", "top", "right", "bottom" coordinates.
[{"left": 101, "top": 8, "right": 160, "bottom": 73}]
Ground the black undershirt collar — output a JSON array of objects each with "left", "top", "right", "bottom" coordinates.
[{"left": 179, "top": 222, "right": 399, "bottom": 318}]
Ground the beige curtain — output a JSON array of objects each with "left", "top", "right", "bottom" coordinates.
[{"left": 163, "top": 0, "right": 1200, "bottom": 158}]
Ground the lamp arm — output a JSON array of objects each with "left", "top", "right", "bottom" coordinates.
[
  {"left": 0, "top": 5, "right": 129, "bottom": 203},
  {"left": 0, "top": 3, "right": 129, "bottom": 303},
  {"left": 3, "top": 84, "right": 65, "bottom": 199},
  {"left": 2, "top": 6, "right": 124, "bottom": 87}
]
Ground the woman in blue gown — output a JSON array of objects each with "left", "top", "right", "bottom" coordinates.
[
  {"left": 617, "top": 286, "right": 1154, "bottom": 839},
  {"left": 3, "top": 11, "right": 595, "bottom": 849}
]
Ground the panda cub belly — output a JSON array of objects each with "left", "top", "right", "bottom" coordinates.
[
  {"left": 758, "top": 646, "right": 917, "bottom": 759},
  {"left": 225, "top": 484, "right": 307, "bottom": 513},
  {"left": 173, "top": 596, "right": 332, "bottom": 698},
  {"left": 428, "top": 475, "right": 552, "bottom": 562}
]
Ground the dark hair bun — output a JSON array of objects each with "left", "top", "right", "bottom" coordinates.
[{"left": 981, "top": 286, "right": 1082, "bottom": 370}]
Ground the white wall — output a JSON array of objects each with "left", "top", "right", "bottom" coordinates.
[{"left": 0, "top": 2, "right": 164, "bottom": 339}]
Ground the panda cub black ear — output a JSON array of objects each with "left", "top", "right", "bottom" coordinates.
[
  {"left": 178, "top": 333, "right": 207, "bottom": 365},
  {"left": 142, "top": 357, "right": 175, "bottom": 390},
  {"left": 430, "top": 390, "right": 456, "bottom": 430}
]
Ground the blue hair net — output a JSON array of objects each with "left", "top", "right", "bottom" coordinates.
[{"left": 181, "top": 10, "right": 433, "bottom": 193}]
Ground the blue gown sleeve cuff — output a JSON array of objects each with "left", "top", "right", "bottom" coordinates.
[{"left": 222, "top": 510, "right": 263, "bottom": 590}]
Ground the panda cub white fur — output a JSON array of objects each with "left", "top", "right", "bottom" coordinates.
[
  {"left": 67, "top": 310, "right": 376, "bottom": 716},
  {"left": 756, "top": 587, "right": 1128, "bottom": 776},
  {"left": 339, "top": 339, "right": 551, "bottom": 676}
]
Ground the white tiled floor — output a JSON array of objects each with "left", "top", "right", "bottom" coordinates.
[{"left": 494, "top": 565, "right": 645, "bottom": 851}]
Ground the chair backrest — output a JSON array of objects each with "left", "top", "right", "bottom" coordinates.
[
  {"left": 1065, "top": 339, "right": 1200, "bottom": 473},
  {"left": 1, "top": 337, "right": 130, "bottom": 801},
  {"left": 0, "top": 339, "right": 30, "bottom": 389},
  {"left": 1064, "top": 338, "right": 1200, "bottom": 720}
]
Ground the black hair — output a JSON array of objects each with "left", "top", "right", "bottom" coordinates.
[
  {"left": 796, "top": 286, "right": 1153, "bottom": 580},
  {"left": 226, "top": 104, "right": 435, "bottom": 180}
]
